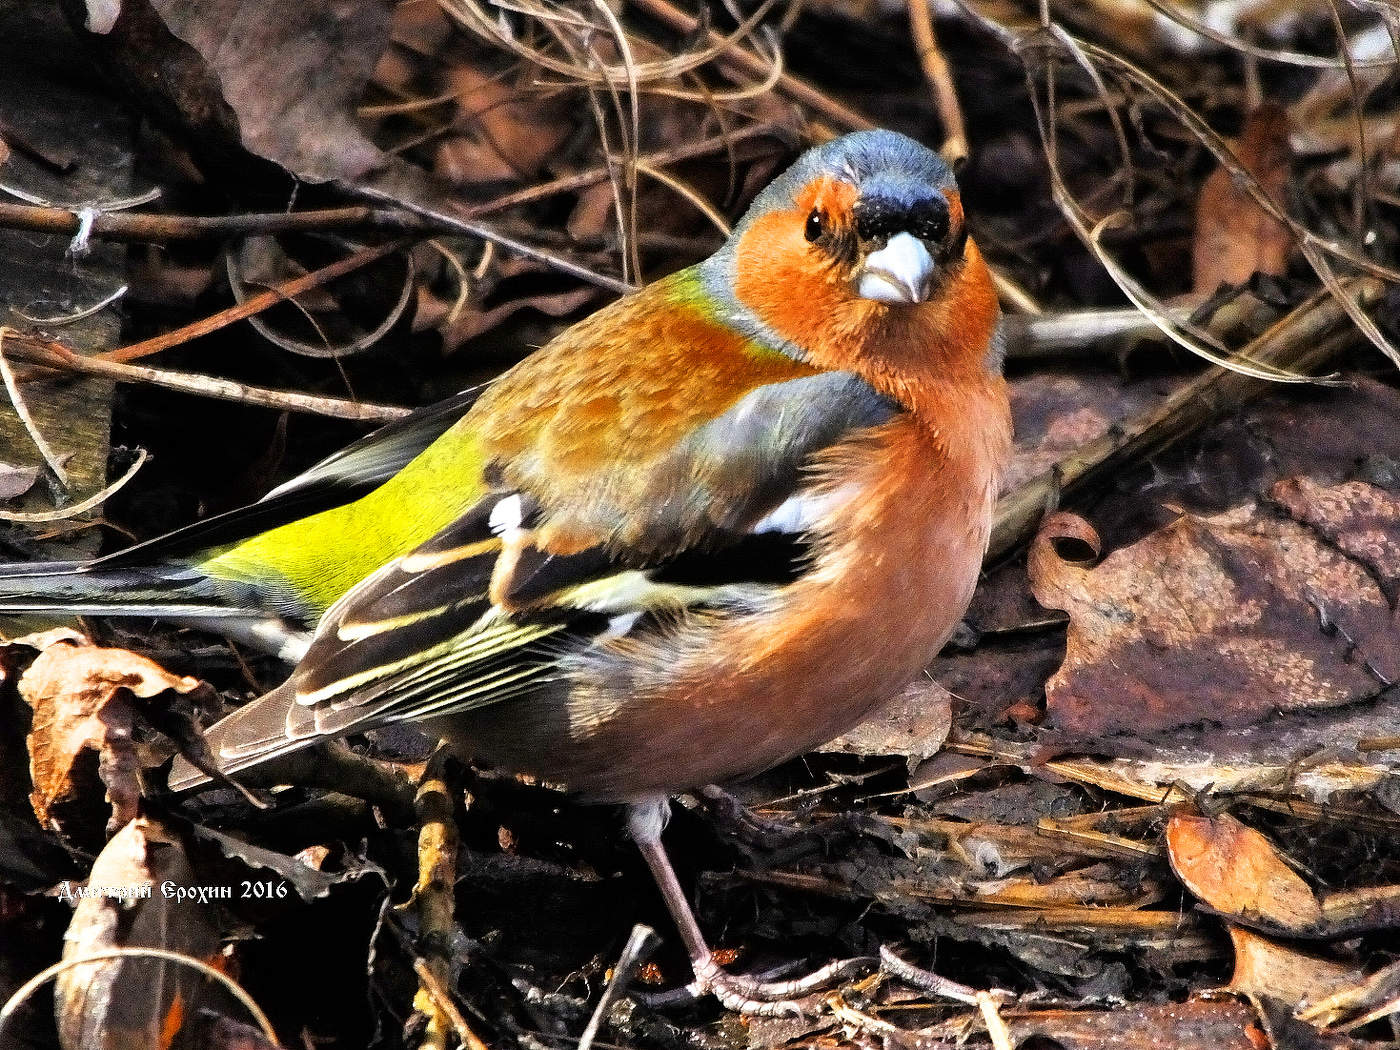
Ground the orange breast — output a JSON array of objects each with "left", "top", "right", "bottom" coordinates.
[{"left": 444, "top": 377, "right": 1011, "bottom": 801}]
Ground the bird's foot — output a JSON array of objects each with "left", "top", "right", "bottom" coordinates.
[
  {"left": 643, "top": 954, "right": 875, "bottom": 1017},
  {"left": 879, "top": 946, "right": 1015, "bottom": 1007}
]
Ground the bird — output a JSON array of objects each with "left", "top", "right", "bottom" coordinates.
[{"left": 0, "top": 130, "right": 1011, "bottom": 1014}]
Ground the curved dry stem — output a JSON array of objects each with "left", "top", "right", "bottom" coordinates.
[
  {"left": 1137, "top": 0, "right": 1400, "bottom": 69},
  {"left": 640, "top": 32, "right": 785, "bottom": 103},
  {"left": 0, "top": 946, "right": 277, "bottom": 1041},
  {"left": 588, "top": 0, "right": 642, "bottom": 281},
  {"left": 1080, "top": 39, "right": 1400, "bottom": 283},
  {"left": 1085, "top": 215, "right": 1321, "bottom": 382},
  {"left": 425, "top": 239, "right": 476, "bottom": 327},
  {"left": 0, "top": 327, "right": 73, "bottom": 486},
  {"left": 1320, "top": 0, "right": 1376, "bottom": 232},
  {"left": 0, "top": 448, "right": 148, "bottom": 523},
  {"left": 439, "top": 0, "right": 783, "bottom": 88},
  {"left": 908, "top": 0, "right": 969, "bottom": 166},
  {"left": 1021, "top": 29, "right": 1325, "bottom": 382},
  {"left": 1300, "top": 239, "right": 1400, "bottom": 369},
  {"left": 637, "top": 160, "right": 732, "bottom": 236}
]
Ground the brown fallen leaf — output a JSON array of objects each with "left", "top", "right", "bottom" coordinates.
[
  {"left": 144, "top": 0, "right": 392, "bottom": 184},
  {"left": 0, "top": 461, "right": 42, "bottom": 501},
  {"left": 1266, "top": 477, "right": 1400, "bottom": 603},
  {"left": 820, "top": 677, "right": 953, "bottom": 767},
  {"left": 55, "top": 816, "right": 248, "bottom": 1050},
  {"left": 439, "top": 64, "right": 573, "bottom": 186},
  {"left": 1193, "top": 103, "right": 1294, "bottom": 292},
  {"left": 1166, "top": 812, "right": 1323, "bottom": 933},
  {"left": 21, "top": 638, "right": 200, "bottom": 835},
  {"left": 1003, "top": 369, "right": 1175, "bottom": 494},
  {"left": 1228, "top": 926, "right": 1360, "bottom": 1010},
  {"left": 1028, "top": 495, "right": 1398, "bottom": 742}
]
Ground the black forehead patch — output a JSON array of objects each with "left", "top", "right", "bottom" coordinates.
[{"left": 853, "top": 192, "right": 950, "bottom": 242}]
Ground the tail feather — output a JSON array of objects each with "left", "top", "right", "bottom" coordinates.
[
  {"left": 0, "top": 560, "right": 236, "bottom": 620},
  {"left": 167, "top": 683, "right": 317, "bottom": 792}
]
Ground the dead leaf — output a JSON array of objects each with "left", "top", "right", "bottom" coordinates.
[
  {"left": 21, "top": 639, "right": 199, "bottom": 835},
  {"left": 821, "top": 677, "right": 953, "bottom": 767},
  {"left": 147, "top": 0, "right": 391, "bottom": 183},
  {"left": 440, "top": 64, "right": 573, "bottom": 185},
  {"left": 55, "top": 817, "right": 236, "bottom": 1050},
  {"left": 1228, "top": 926, "right": 1360, "bottom": 1009},
  {"left": 0, "top": 462, "right": 39, "bottom": 501},
  {"left": 1266, "top": 477, "right": 1400, "bottom": 603},
  {"left": 1004, "top": 368, "right": 1176, "bottom": 493},
  {"left": 1028, "top": 496, "right": 1399, "bottom": 742},
  {"left": 1193, "top": 103, "right": 1293, "bottom": 292},
  {"left": 430, "top": 285, "right": 598, "bottom": 354},
  {"left": 1167, "top": 812, "right": 1323, "bottom": 933}
]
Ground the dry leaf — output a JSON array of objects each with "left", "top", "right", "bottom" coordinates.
[
  {"left": 440, "top": 64, "right": 572, "bottom": 185},
  {"left": 821, "top": 677, "right": 953, "bottom": 767},
  {"left": 146, "top": 0, "right": 391, "bottom": 183},
  {"left": 56, "top": 817, "right": 229, "bottom": 1050},
  {"left": 1193, "top": 103, "right": 1293, "bottom": 292},
  {"left": 1228, "top": 926, "right": 1360, "bottom": 1010},
  {"left": 21, "top": 639, "right": 199, "bottom": 834},
  {"left": 1167, "top": 812, "right": 1323, "bottom": 933},
  {"left": 0, "top": 461, "right": 42, "bottom": 501},
  {"left": 1028, "top": 496, "right": 1399, "bottom": 742},
  {"left": 1266, "top": 477, "right": 1400, "bottom": 602}
]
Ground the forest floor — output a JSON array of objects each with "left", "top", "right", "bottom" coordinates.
[{"left": 0, "top": 1, "right": 1398, "bottom": 1048}]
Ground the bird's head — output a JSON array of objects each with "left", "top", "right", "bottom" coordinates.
[{"left": 709, "top": 130, "right": 999, "bottom": 379}]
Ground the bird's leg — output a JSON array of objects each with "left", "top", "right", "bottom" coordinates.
[{"left": 626, "top": 800, "right": 872, "bottom": 1017}]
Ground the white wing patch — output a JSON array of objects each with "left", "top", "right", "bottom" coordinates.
[{"left": 488, "top": 494, "right": 525, "bottom": 538}]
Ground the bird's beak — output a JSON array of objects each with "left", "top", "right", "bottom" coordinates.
[{"left": 856, "top": 232, "right": 936, "bottom": 305}]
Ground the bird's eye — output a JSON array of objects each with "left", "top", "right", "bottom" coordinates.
[
  {"left": 805, "top": 209, "right": 825, "bottom": 242},
  {"left": 911, "top": 201, "right": 950, "bottom": 243}
]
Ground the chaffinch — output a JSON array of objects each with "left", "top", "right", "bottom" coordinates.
[{"left": 1, "top": 130, "right": 1011, "bottom": 1013}]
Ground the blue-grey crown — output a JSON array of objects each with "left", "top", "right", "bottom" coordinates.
[{"left": 734, "top": 130, "right": 955, "bottom": 237}]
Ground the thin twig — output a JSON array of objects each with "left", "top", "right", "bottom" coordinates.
[
  {"left": 104, "top": 240, "right": 406, "bottom": 366},
  {"left": 14, "top": 285, "right": 128, "bottom": 326},
  {"left": 0, "top": 201, "right": 432, "bottom": 242},
  {"left": 9, "top": 339, "right": 410, "bottom": 421},
  {"left": 352, "top": 186, "right": 633, "bottom": 293},
  {"left": 412, "top": 750, "right": 464, "bottom": 1050},
  {"left": 626, "top": 0, "right": 875, "bottom": 130},
  {"left": 0, "top": 198, "right": 632, "bottom": 292},
  {"left": 908, "top": 0, "right": 969, "bottom": 167},
  {"left": 465, "top": 121, "right": 783, "bottom": 217},
  {"left": 577, "top": 925, "right": 661, "bottom": 1050}
]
